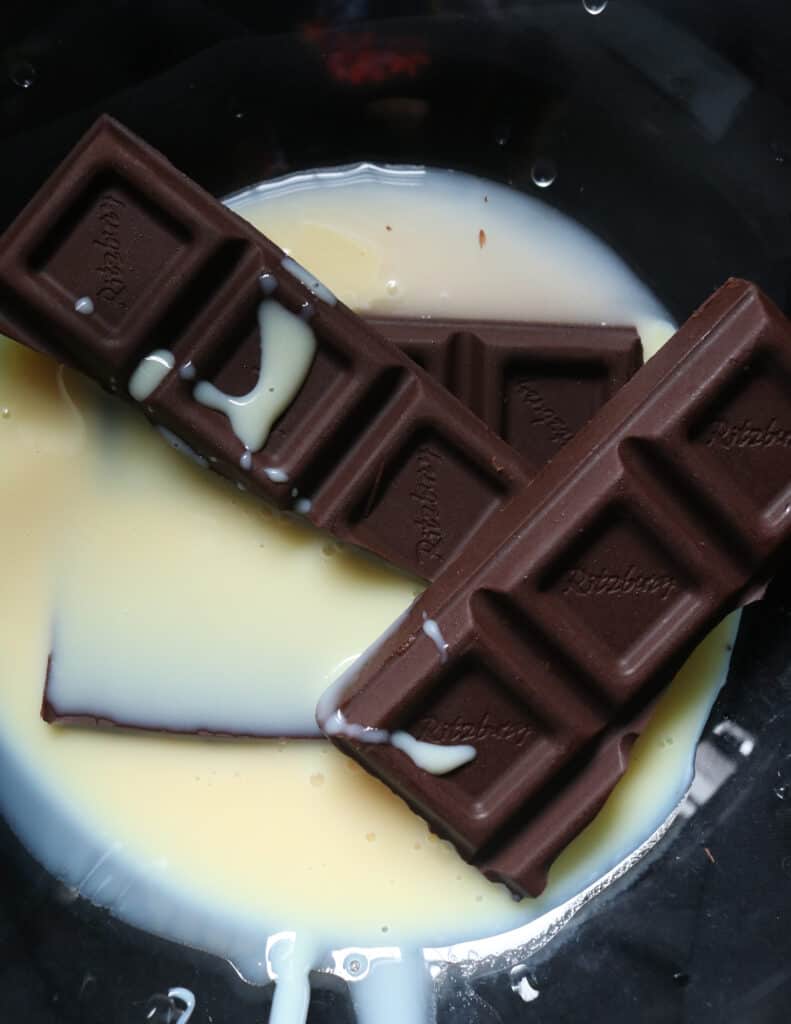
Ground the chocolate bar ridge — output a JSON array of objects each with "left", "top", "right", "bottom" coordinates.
[
  {"left": 318, "top": 280, "right": 791, "bottom": 897},
  {"left": 371, "top": 317, "right": 643, "bottom": 477},
  {"left": 0, "top": 115, "right": 534, "bottom": 581}
]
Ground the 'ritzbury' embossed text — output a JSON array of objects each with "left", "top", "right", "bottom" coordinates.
[
  {"left": 563, "top": 565, "right": 677, "bottom": 601},
  {"left": 516, "top": 381, "right": 573, "bottom": 445},
  {"left": 93, "top": 194, "right": 127, "bottom": 309},
  {"left": 410, "top": 446, "right": 444, "bottom": 566},
  {"left": 704, "top": 418, "right": 791, "bottom": 450},
  {"left": 415, "top": 713, "right": 532, "bottom": 748}
]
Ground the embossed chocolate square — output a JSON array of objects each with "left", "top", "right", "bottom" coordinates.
[
  {"left": 318, "top": 279, "right": 791, "bottom": 897},
  {"left": 371, "top": 318, "right": 642, "bottom": 475}
]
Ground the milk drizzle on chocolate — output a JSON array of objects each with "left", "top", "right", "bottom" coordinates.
[
  {"left": 194, "top": 299, "right": 317, "bottom": 452},
  {"left": 323, "top": 710, "right": 477, "bottom": 775},
  {"left": 129, "top": 349, "right": 176, "bottom": 402}
]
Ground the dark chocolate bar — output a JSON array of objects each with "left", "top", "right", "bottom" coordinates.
[
  {"left": 0, "top": 115, "right": 534, "bottom": 581},
  {"left": 371, "top": 318, "right": 642, "bottom": 476},
  {"left": 39, "top": 314, "right": 640, "bottom": 740},
  {"left": 317, "top": 279, "right": 791, "bottom": 897}
]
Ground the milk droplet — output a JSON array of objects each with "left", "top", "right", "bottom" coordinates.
[
  {"left": 774, "top": 785, "right": 788, "bottom": 801},
  {"left": 582, "top": 0, "right": 608, "bottom": 13},
  {"left": 9, "top": 59, "right": 36, "bottom": 89},
  {"left": 494, "top": 123, "right": 511, "bottom": 146},
  {"left": 510, "top": 965, "right": 540, "bottom": 1002},
  {"left": 74, "top": 296, "right": 94, "bottom": 315},
  {"left": 167, "top": 988, "right": 196, "bottom": 1024},
  {"left": 531, "top": 159, "right": 557, "bottom": 188},
  {"left": 259, "top": 273, "right": 278, "bottom": 295}
]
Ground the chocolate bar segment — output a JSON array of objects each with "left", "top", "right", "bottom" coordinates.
[
  {"left": 371, "top": 318, "right": 642, "bottom": 476},
  {"left": 0, "top": 115, "right": 531, "bottom": 581},
  {"left": 40, "top": 311, "right": 642, "bottom": 739},
  {"left": 318, "top": 280, "right": 791, "bottom": 896},
  {"left": 39, "top": 321, "right": 641, "bottom": 744}
]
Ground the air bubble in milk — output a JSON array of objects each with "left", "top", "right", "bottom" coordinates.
[
  {"left": 531, "top": 159, "right": 557, "bottom": 189},
  {"left": 582, "top": 0, "right": 608, "bottom": 13},
  {"left": 385, "top": 279, "right": 399, "bottom": 296},
  {"left": 1, "top": 407, "right": 9, "bottom": 419},
  {"left": 343, "top": 953, "right": 368, "bottom": 977}
]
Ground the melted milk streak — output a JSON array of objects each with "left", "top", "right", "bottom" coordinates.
[
  {"left": 193, "top": 299, "right": 317, "bottom": 452},
  {"left": 0, "top": 166, "right": 737, "bottom": 1023}
]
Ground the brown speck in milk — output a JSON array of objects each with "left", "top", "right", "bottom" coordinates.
[
  {"left": 310, "top": 772, "right": 325, "bottom": 787},
  {"left": 703, "top": 846, "right": 716, "bottom": 864},
  {"left": 365, "top": 832, "right": 376, "bottom": 843},
  {"left": 484, "top": 194, "right": 488, "bottom": 203},
  {"left": 385, "top": 224, "right": 392, "bottom": 231},
  {"left": 479, "top": 228, "right": 487, "bottom": 248}
]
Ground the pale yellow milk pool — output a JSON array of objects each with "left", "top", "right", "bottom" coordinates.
[{"left": 0, "top": 166, "right": 738, "bottom": 1018}]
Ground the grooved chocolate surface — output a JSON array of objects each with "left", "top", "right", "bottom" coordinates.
[
  {"left": 39, "top": 313, "right": 643, "bottom": 738},
  {"left": 0, "top": 115, "right": 533, "bottom": 581},
  {"left": 372, "top": 318, "right": 642, "bottom": 476},
  {"left": 320, "top": 280, "right": 791, "bottom": 898}
]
